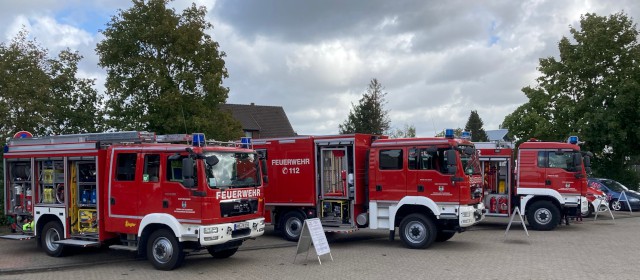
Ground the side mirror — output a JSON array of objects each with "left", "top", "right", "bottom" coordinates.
[
  {"left": 205, "top": 155, "right": 219, "bottom": 166},
  {"left": 183, "top": 178, "right": 195, "bottom": 188},
  {"left": 445, "top": 150, "right": 457, "bottom": 175},
  {"left": 572, "top": 153, "right": 583, "bottom": 167},
  {"left": 464, "top": 146, "right": 475, "bottom": 155},
  {"left": 182, "top": 157, "right": 194, "bottom": 178},
  {"left": 583, "top": 155, "right": 591, "bottom": 167},
  {"left": 260, "top": 158, "right": 269, "bottom": 184}
]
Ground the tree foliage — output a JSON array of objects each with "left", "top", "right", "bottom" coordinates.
[
  {"left": 502, "top": 12, "right": 640, "bottom": 187},
  {"left": 464, "top": 110, "right": 489, "bottom": 142},
  {"left": 339, "top": 78, "right": 391, "bottom": 135},
  {"left": 96, "top": 0, "right": 242, "bottom": 140},
  {"left": 388, "top": 124, "right": 416, "bottom": 138},
  {"left": 0, "top": 29, "right": 103, "bottom": 140}
]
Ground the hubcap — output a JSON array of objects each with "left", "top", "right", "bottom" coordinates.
[
  {"left": 152, "top": 237, "right": 174, "bottom": 264},
  {"left": 45, "top": 227, "right": 61, "bottom": 252},
  {"left": 404, "top": 221, "right": 426, "bottom": 243},
  {"left": 534, "top": 208, "right": 551, "bottom": 225},
  {"left": 612, "top": 201, "right": 621, "bottom": 211},
  {"left": 286, "top": 217, "right": 302, "bottom": 238}
]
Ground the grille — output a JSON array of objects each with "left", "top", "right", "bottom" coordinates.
[{"left": 220, "top": 199, "right": 258, "bottom": 217}]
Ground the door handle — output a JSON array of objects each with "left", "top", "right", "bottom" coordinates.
[
  {"left": 545, "top": 180, "right": 551, "bottom": 185},
  {"left": 110, "top": 197, "right": 115, "bottom": 205},
  {"left": 376, "top": 185, "right": 382, "bottom": 191},
  {"left": 417, "top": 185, "right": 424, "bottom": 192}
]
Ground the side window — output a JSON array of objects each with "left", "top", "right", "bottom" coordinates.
[
  {"left": 537, "top": 151, "right": 547, "bottom": 168},
  {"left": 379, "top": 149, "right": 403, "bottom": 170},
  {"left": 144, "top": 154, "right": 160, "bottom": 182},
  {"left": 166, "top": 155, "right": 197, "bottom": 186},
  {"left": 116, "top": 153, "right": 137, "bottom": 181},
  {"left": 408, "top": 148, "right": 437, "bottom": 171}
]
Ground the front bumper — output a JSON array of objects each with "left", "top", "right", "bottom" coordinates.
[
  {"left": 459, "top": 203, "right": 485, "bottom": 227},
  {"left": 194, "top": 218, "right": 265, "bottom": 246}
]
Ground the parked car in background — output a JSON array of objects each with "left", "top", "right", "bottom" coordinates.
[
  {"left": 582, "top": 185, "right": 608, "bottom": 217},
  {"left": 587, "top": 178, "right": 640, "bottom": 211}
]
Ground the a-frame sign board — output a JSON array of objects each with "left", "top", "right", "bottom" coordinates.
[
  {"left": 504, "top": 206, "right": 529, "bottom": 237},
  {"left": 594, "top": 198, "right": 615, "bottom": 222},
  {"left": 293, "top": 218, "right": 333, "bottom": 265}
]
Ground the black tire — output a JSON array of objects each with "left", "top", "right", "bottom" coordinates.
[
  {"left": 581, "top": 204, "right": 593, "bottom": 218},
  {"left": 435, "top": 231, "right": 455, "bottom": 242},
  {"left": 207, "top": 247, "right": 239, "bottom": 259},
  {"left": 399, "top": 214, "right": 437, "bottom": 249},
  {"left": 281, "top": 211, "right": 304, "bottom": 241},
  {"left": 41, "top": 221, "right": 67, "bottom": 257},
  {"left": 610, "top": 199, "right": 622, "bottom": 211},
  {"left": 147, "top": 229, "right": 185, "bottom": 270},
  {"left": 526, "top": 201, "right": 560, "bottom": 231}
]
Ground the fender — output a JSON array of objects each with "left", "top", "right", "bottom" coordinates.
[
  {"left": 138, "top": 214, "right": 194, "bottom": 242},
  {"left": 519, "top": 188, "right": 564, "bottom": 211},
  {"left": 34, "top": 207, "right": 66, "bottom": 237},
  {"left": 390, "top": 196, "right": 442, "bottom": 230}
]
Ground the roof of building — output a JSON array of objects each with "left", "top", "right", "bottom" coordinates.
[{"left": 219, "top": 103, "right": 296, "bottom": 138}]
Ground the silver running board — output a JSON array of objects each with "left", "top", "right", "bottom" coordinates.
[
  {"left": 0, "top": 234, "right": 35, "bottom": 240},
  {"left": 109, "top": 245, "right": 138, "bottom": 251},
  {"left": 53, "top": 239, "right": 100, "bottom": 247}
]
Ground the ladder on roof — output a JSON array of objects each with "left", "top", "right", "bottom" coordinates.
[{"left": 7, "top": 131, "right": 156, "bottom": 146}]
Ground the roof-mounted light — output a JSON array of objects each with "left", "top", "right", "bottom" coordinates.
[
  {"left": 240, "top": 137, "right": 252, "bottom": 149},
  {"left": 445, "top": 128, "right": 454, "bottom": 139},
  {"left": 461, "top": 131, "right": 471, "bottom": 140},
  {"left": 568, "top": 136, "right": 579, "bottom": 145},
  {"left": 192, "top": 133, "right": 205, "bottom": 147}
]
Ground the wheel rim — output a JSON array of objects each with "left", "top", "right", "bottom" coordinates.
[
  {"left": 404, "top": 221, "right": 426, "bottom": 244},
  {"left": 612, "top": 201, "right": 622, "bottom": 211},
  {"left": 285, "top": 217, "right": 302, "bottom": 238},
  {"left": 534, "top": 208, "right": 552, "bottom": 225},
  {"left": 152, "top": 237, "right": 174, "bottom": 264},
  {"left": 45, "top": 227, "right": 61, "bottom": 252}
]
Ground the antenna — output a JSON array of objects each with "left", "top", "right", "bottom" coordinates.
[{"left": 181, "top": 106, "right": 190, "bottom": 145}]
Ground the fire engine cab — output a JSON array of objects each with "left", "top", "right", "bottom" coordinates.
[
  {"left": 476, "top": 136, "right": 591, "bottom": 230},
  {"left": 2, "top": 131, "right": 266, "bottom": 270},
  {"left": 252, "top": 130, "right": 485, "bottom": 249}
]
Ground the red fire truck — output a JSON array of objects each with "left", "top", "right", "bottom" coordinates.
[
  {"left": 252, "top": 131, "right": 485, "bottom": 249},
  {"left": 2, "top": 131, "right": 266, "bottom": 270},
  {"left": 475, "top": 136, "right": 591, "bottom": 230}
]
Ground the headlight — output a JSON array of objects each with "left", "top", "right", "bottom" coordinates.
[
  {"left": 203, "top": 227, "right": 218, "bottom": 234},
  {"left": 461, "top": 212, "right": 471, "bottom": 217}
]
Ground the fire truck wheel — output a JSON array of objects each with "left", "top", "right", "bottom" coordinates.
[
  {"left": 282, "top": 211, "right": 304, "bottom": 241},
  {"left": 435, "top": 231, "right": 455, "bottom": 242},
  {"left": 42, "top": 221, "right": 67, "bottom": 257},
  {"left": 147, "top": 229, "right": 185, "bottom": 270},
  {"left": 526, "top": 201, "right": 559, "bottom": 231},
  {"left": 207, "top": 247, "right": 239, "bottom": 259},
  {"left": 399, "top": 214, "right": 436, "bottom": 249}
]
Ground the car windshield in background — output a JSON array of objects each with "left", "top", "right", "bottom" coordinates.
[
  {"left": 204, "top": 152, "right": 260, "bottom": 189},
  {"left": 601, "top": 179, "right": 629, "bottom": 192}
]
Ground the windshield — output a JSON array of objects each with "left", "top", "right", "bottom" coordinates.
[
  {"left": 601, "top": 179, "right": 629, "bottom": 192},
  {"left": 459, "top": 145, "right": 481, "bottom": 175},
  {"left": 204, "top": 152, "right": 260, "bottom": 189}
]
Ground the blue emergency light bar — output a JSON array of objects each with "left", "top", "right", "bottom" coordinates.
[
  {"left": 568, "top": 136, "right": 579, "bottom": 144},
  {"left": 240, "top": 137, "right": 252, "bottom": 148},
  {"left": 445, "top": 128, "right": 454, "bottom": 139},
  {"left": 461, "top": 131, "right": 471, "bottom": 140},
  {"left": 192, "top": 133, "right": 206, "bottom": 147}
]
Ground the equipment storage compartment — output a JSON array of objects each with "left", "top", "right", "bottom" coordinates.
[
  {"left": 76, "top": 162, "right": 97, "bottom": 207},
  {"left": 6, "top": 160, "right": 33, "bottom": 215},
  {"left": 321, "top": 199, "right": 350, "bottom": 224},
  {"left": 38, "top": 159, "right": 65, "bottom": 205}
]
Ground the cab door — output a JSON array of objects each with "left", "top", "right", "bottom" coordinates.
[
  {"left": 544, "top": 150, "right": 580, "bottom": 195},
  {"left": 107, "top": 149, "right": 141, "bottom": 233},
  {"left": 370, "top": 148, "right": 406, "bottom": 201},
  {"left": 406, "top": 147, "right": 457, "bottom": 202}
]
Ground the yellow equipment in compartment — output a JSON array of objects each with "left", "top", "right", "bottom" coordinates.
[
  {"left": 78, "top": 209, "right": 97, "bottom": 233},
  {"left": 321, "top": 199, "right": 349, "bottom": 223}
]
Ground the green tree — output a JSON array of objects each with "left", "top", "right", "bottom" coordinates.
[
  {"left": 96, "top": 0, "right": 242, "bottom": 140},
  {"left": 502, "top": 12, "right": 640, "bottom": 187},
  {"left": 464, "top": 110, "right": 489, "bottom": 142},
  {"left": 388, "top": 124, "right": 416, "bottom": 138},
  {"left": 0, "top": 29, "right": 103, "bottom": 139},
  {"left": 339, "top": 78, "right": 390, "bottom": 135}
]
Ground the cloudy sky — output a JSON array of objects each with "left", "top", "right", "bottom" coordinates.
[{"left": 1, "top": 0, "right": 638, "bottom": 137}]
